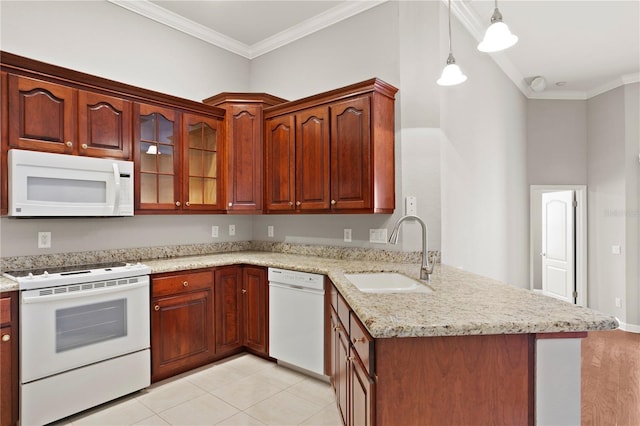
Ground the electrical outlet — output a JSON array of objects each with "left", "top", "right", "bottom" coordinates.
[
  {"left": 344, "top": 229, "right": 352, "bottom": 242},
  {"left": 612, "top": 245, "right": 621, "bottom": 255},
  {"left": 405, "top": 196, "right": 417, "bottom": 216},
  {"left": 369, "top": 228, "right": 388, "bottom": 244},
  {"left": 615, "top": 297, "right": 621, "bottom": 308},
  {"left": 38, "top": 231, "right": 51, "bottom": 249},
  {"left": 229, "top": 224, "right": 236, "bottom": 236},
  {"left": 211, "top": 226, "right": 219, "bottom": 238},
  {"left": 267, "top": 225, "right": 274, "bottom": 238}
]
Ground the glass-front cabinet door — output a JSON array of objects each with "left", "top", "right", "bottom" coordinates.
[
  {"left": 134, "top": 103, "right": 180, "bottom": 211},
  {"left": 182, "top": 113, "right": 223, "bottom": 211}
]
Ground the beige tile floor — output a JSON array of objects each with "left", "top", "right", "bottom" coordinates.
[{"left": 53, "top": 354, "right": 342, "bottom": 426}]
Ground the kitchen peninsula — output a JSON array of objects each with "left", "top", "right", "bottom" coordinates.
[{"left": 1, "top": 244, "right": 618, "bottom": 425}]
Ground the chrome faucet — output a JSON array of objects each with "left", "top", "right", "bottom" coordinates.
[{"left": 388, "top": 215, "right": 434, "bottom": 281}]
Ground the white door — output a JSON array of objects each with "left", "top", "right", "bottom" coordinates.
[{"left": 541, "top": 191, "right": 575, "bottom": 303}]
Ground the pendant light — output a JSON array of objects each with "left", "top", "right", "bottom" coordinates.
[
  {"left": 437, "top": 0, "right": 467, "bottom": 86},
  {"left": 477, "top": 0, "right": 518, "bottom": 53}
]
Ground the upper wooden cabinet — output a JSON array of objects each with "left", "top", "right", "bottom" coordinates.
[
  {"left": 7, "top": 74, "right": 132, "bottom": 159},
  {"left": 264, "top": 78, "right": 398, "bottom": 214},
  {"left": 203, "top": 93, "right": 286, "bottom": 214}
]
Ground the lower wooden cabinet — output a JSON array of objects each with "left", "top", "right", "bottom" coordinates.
[
  {"left": 151, "top": 265, "right": 269, "bottom": 382},
  {"left": 151, "top": 270, "right": 214, "bottom": 382},
  {"left": 329, "top": 284, "right": 375, "bottom": 426},
  {"left": 0, "top": 292, "right": 18, "bottom": 426}
]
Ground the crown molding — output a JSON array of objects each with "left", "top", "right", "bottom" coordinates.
[
  {"left": 108, "top": 0, "right": 387, "bottom": 60},
  {"left": 250, "top": 1, "right": 387, "bottom": 58},
  {"left": 587, "top": 72, "right": 640, "bottom": 99},
  {"left": 108, "top": 0, "right": 252, "bottom": 58}
]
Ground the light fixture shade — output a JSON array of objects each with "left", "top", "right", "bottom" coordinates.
[
  {"left": 437, "top": 57, "right": 468, "bottom": 86},
  {"left": 478, "top": 20, "right": 518, "bottom": 53}
]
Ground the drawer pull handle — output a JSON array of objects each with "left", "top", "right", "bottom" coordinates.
[
  {"left": 154, "top": 305, "right": 160, "bottom": 311},
  {"left": 183, "top": 281, "right": 189, "bottom": 287},
  {"left": 1, "top": 334, "right": 10, "bottom": 342},
  {"left": 352, "top": 337, "right": 366, "bottom": 344},
  {"left": 66, "top": 141, "right": 73, "bottom": 147}
]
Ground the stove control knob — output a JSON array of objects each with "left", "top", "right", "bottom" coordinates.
[
  {"left": 125, "top": 263, "right": 132, "bottom": 268},
  {"left": 27, "top": 273, "right": 34, "bottom": 279},
  {"left": 43, "top": 271, "right": 49, "bottom": 277}
]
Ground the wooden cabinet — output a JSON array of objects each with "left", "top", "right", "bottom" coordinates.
[
  {"left": 329, "top": 283, "right": 375, "bottom": 426},
  {"left": 264, "top": 79, "right": 397, "bottom": 214},
  {"left": 1, "top": 71, "right": 7, "bottom": 215},
  {"left": 134, "top": 104, "right": 224, "bottom": 212},
  {"left": 1, "top": 292, "right": 18, "bottom": 426},
  {"left": 151, "top": 270, "right": 214, "bottom": 382},
  {"left": 7, "top": 74, "right": 131, "bottom": 159},
  {"left": 242, "top": 266, "right": 268, "bottom": 355},
  {"left": 203, "top": 93, "right": 286, "bottom": 214},
  {"left": 214, "top": 266, "right": 243, "bottom": 355}
]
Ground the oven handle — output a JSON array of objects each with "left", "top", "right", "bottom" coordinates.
[
  {"left": 21, "top": 280, "right": 149, "bottom": 304},
  {"left": 113, "top": 162, "right": 121, "bottom": 215}
]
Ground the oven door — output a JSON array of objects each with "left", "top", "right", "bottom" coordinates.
[{"left": 20, "top": 276, "right": 150, "bottom": 383}]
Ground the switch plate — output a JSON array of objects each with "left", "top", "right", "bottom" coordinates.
[
  {"left": 405, "top": 196, "right": 417, "bottom": 216},
  {"left": 211, "top": 226, "right": 219, "bottom": 238},
  {"left": 369, "top": 228, "right": 388, "bottom": 244},
  {"left": 229, "top": 224, "right": 235, "bottom": 236},
  {"left": 267, "top": 225, "right": 274, "bottom": 238},
  {"left": 38, "top": 231, "right": 51, "bottom": 249},
  {"left": 612, "top": 245, "right": 621, "bottom": 255},
  {"left": 615, "top": 297, "right": 621, "bottom": 308},
  {"left": 344, "top": 229, "right": 352, "bottom": 242}
]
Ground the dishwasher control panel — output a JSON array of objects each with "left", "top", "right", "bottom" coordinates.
[{"left": 268, "top": 268, "right": 324, "bottom": 291}]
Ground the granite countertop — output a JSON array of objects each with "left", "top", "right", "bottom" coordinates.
[{"left": 1, "top": 251, "right": 618, "bottom": 338}]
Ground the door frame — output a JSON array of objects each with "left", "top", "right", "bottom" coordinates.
[{"left": 529, "top": 185, "right": 587, "bottom": 307}]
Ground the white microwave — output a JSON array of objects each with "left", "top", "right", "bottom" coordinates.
[{"left": 8, "top": 149, "right": 134, "bottom": 217}]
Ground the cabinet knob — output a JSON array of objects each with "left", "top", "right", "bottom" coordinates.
[
  {"left": 185, "top": 201, "right": 190, "bottom": 207},
  {"left": 333, "top": 325, "right": 340, "bottom": 331},
  {"left": 66, "top": 141, "right": 73, "bottom": 147},
  {"left": 175, "top": 201, "right": 181, "bottom": 207},
  {"left": 1, "top": 334, "right": 10, "bottom": 342},
  {"left": 183, "top": 281, "right": 189, "bottom": 287},
  {"left": 81, "top": 143, "right": 88, "bottom": 149},
  {"left": 228, "top": 202, "right": 233, "bottom": 207},
  {"left": 288, "top": 201, "right": 293, "bottom": 207},
  {"left": 296, "top": 201, "right": 301, "bottom": 206},
  {"left": 347, "top": 356, "right": 355, "bottom": 361},
  {"left": 352, "top": 337, "right": 366, "bottom": 344},
  {"left": 331, "top": 199, "right": 336, "bottom": 205},
  {"left": 154, "top": 305, "right": 160, "bottom": 311},
  {"left": 241, "top": 289, "right": 247, "bottom": 294}
]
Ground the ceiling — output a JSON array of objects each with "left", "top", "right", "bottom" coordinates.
[{"left": 109, "top": 0, "right": 640, "bottom": 100}]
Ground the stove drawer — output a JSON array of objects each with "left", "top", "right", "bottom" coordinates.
[{"left": 152, "top": 270, "right": 213, "bottom": 298}]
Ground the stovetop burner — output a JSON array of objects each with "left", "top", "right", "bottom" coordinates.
[{"left": 4, "top": 261, "right": 128, "bottom": 279}]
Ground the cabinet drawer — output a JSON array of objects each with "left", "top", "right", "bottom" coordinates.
[
  {"left": 152, "top": 271, "right": 213, "bottom": 297},
  {"left": 337, "top": 291, "right": 350, "bottom": 332},
  {"left": 350, "top": 312, "right": 374, "bottom": 375},
  {"left": 0, "top": 297, "right": 11, "bottom": 326}
]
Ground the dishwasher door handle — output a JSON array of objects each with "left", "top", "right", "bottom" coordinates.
[{"left": 268, "top": 281, "right": 324, "bottom": 294}]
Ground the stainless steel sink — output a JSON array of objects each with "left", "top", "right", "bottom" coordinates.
[{"left": 343, "top": 272, "right": 433, "bottom": 294}]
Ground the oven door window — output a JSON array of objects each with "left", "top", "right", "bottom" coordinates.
[{"left": 56, "top": 298, "right": 127, "bottom": 352}]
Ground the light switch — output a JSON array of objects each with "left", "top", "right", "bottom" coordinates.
[
  {"left": 369, "top": 229, "right": 388, "bottom": 244},
  {"left": 268, "top": 225, "right": 274, "bottom": 238}
]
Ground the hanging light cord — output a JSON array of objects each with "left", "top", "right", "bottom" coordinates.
[{"left": 447, "top": 0, "right": 453, "bottom": 55}]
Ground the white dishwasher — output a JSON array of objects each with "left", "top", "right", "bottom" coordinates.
[{"left": 268, "top": 268, "right": 325, "bottom": 376}]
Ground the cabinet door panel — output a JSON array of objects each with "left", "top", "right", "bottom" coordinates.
[
  {"left": 0, "top": 324, "right": 14, "bottom": 426},
  {"left": 78, "top": 91, "right": 132, "bottom": 159},
  {"left": 183, "top": 113, "right": 223, "bottom": 211},
  {"left": 227, "top": 105, "right": 262, "bottom": 212},
  {"left": 330, "top": 96, "right": 371, "bottom": 210},
  {"left": 243, "top": 266, "right": 267, "bottom": 355},
  {"left": 134, "top": 103, "right": 180, "bottom": 211},
  {"left": 151, "top": 289, "right": 213, "bottom": 382},
  {"left": 296, "top": 106, "right": 330, "bottom": 210},
  {"left": 8, "top": 75, "right": 75, "bottom": 154},
  {"left": 214, "top": 266, "right": 243, "bottom": 355},
  {"left": 265, "top": 115, "right": 295, "bottom": 211},
  {"left": 351, "top": 356, "right": 375, "bottom": 426},
  {"left": 336, "top": 322, "right": 350, "bottom": 426}
]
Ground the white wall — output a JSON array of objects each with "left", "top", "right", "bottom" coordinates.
[
  {"left": 439, "top": 5, "right": 529, "bottom": 287},
  {"left": 0, "top": 0, "right": 251, "bottom": 258},
  {"left": 587, "top": 86, "right": 627, "bottom": 320}
]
